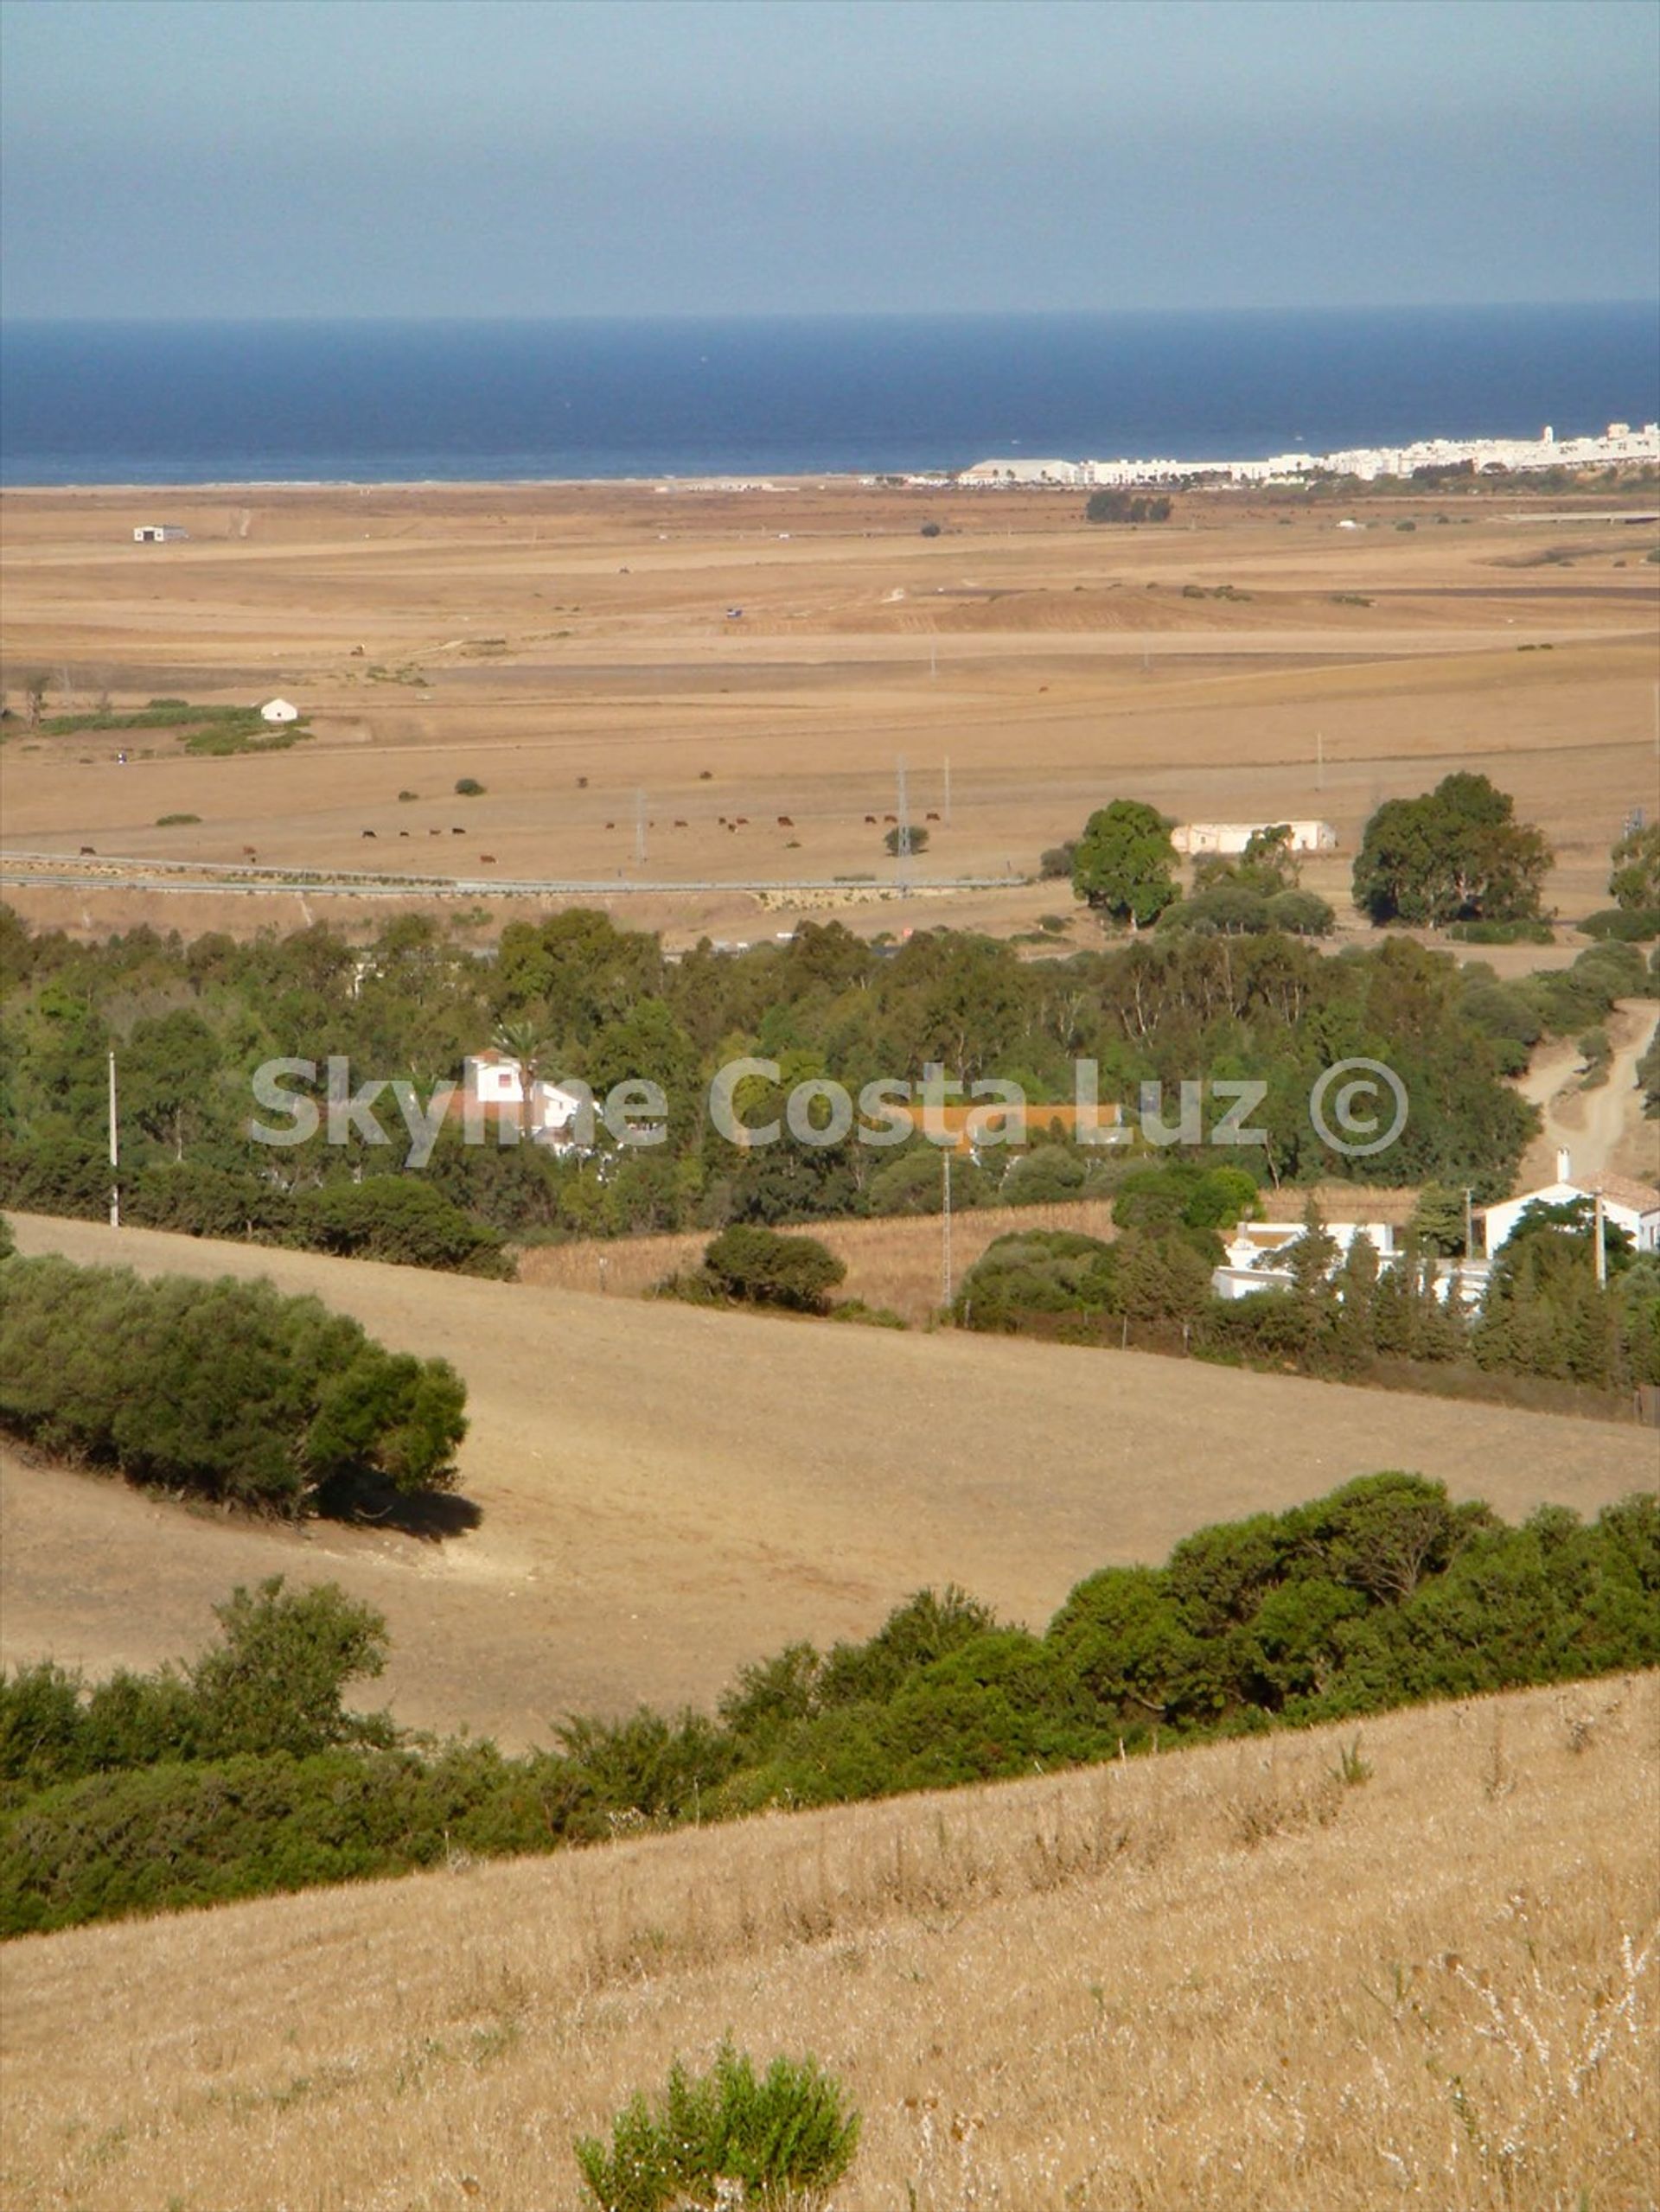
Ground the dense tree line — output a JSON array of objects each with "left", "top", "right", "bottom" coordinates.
[
  {"left": 3, "top": 1477, "right": 1654, "bottom": 1934},
  {"left": 5, "top": 902, "right": 1644, "bottom": 1263},
  {"left": 0, "top": 1254, "right": 467, "bottom": 1513}
]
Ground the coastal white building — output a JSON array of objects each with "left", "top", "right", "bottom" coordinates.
[
  {"left": 1480, "top": 1150, "right": 1660, "bottom": 1259},
  {"left": 958, "top": 421, "right": 1660, "bottom": 492},
  {"left": 1172, "top": 819, "right": 1338, "bottom": 857}
]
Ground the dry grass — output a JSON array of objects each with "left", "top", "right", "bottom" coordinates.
[
  {"left": 518, "top": 1198, "right": 1120, "bottom": 1323},
  {"left": 3, "top": 1675, "right": 1654, "bottom": 2210}
]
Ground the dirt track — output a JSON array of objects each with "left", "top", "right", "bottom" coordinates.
[{"left": 3, "top": 1213, "right": 1652, "bottom": 1744}]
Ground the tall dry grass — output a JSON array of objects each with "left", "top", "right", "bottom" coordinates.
[
  {"left": 517, "top": 1199, "right": 1120, "bottom": 1325},
  {"left": 3, "top": 1677, "right": 1654, "bottom": 2210}
]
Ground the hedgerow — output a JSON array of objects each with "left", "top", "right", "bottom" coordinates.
[{"left": 2, "top": 1479, "right": 1654, "bottom": 1936}]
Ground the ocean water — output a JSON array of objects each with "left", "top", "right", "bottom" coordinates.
[{"left": 2, "top": 305, "right": 1656, "bottom": 487}]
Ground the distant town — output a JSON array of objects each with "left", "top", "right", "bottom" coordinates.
[{"left": 890, "top": 418, "right": 1660, "bottom": 490}]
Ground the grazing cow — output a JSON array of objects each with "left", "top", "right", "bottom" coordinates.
[
  {"left": 604, "top": 820, "right": 616, "bottom": 830},
  {"left": 735, "top": 815, "right": 749, "bottom": 826},
  {"left": 241, "top": 845, "right": 259, "bottom": 860},
  {"left": 451, "top": 826, "right": 465, "bottom": 836},
  {"left": 673, "top": 819, "right": 687, "bottom": 829},
  {"left": 884, "top": 813, "right": 897, "bottom": 824},
  {"left": 479, "top": 854, "right": 497, "bottom": 864},
  {"left": 725, "top": 822, "right": 737, "bottom": 832},
  {"left": 864, "top": 813, "right": 877, "bottom": 824},
  {"left": 361, "top": 829, "right": 377, "bottom": 838},
  {"left": 776, "top": 815, "right": 794, "bottom": 827},
  {"left": 429, "top": 827, "right": 442, "bottom": 836},
  {"left": 399, "top": 830, "right": 410, "bottom": 838},
  {"left": 79, "top": 845, "right": 96, "bottom": 855},
  {"left": 925, "top": 811, "right": 940, "bottom": 821}
]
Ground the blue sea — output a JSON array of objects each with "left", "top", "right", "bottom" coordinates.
[{"left": 2, "top": 306, "right": 1656, "bottom": 487}]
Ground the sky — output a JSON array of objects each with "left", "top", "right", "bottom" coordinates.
[{"left": 2, "top": 0, "right": 1656, "bottom": 320}]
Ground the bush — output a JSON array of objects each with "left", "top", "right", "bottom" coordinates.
[
  {"left": 1085, "top": 490, "right": 1172, "bottom": 524},
  {"left": 298, "top": 1176, "right": 512, "bottom": 1278},
  {"left": 884, "top": 824, "right": 929, "bottom": 856},
  {"left": 155, "top": 812, "right": 201, "bottom": 826},
  {"left": 454, "top": 777, "right": 485, "bottom": 797},
  {"left": 700, "top": 1226, "right": 846, "bottom": 1313},
  {"left": 575, "top": 2042, "right": 861, "bottom": 2212},
  {"left": 1446, "top": 917, "right": 1556, "bottom": 945},
  {"left": 1038, "top": 840, "right": 1077, "bottom": 881},
  {"left": 0, "top": 1258, "right": 467, "bottom": 1512},
  {"left": 1579, "top": 907, "right": 1660, "bottom": 943}
]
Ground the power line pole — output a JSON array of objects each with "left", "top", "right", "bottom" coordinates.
[
  {"left": 896, "top": 754, "right": 911, "bottom": 896},
  {"left": 943, "top": 754, "right": 952, "bottom": 828},
  {"left": 107, "top": 1049, "right": 120, "bottom": 1229},
  {"left": 942, "top": 1148, "right": 954, "bottom": 1308},
  {"left": 1317, "top": 730, "right": 1325, "bottom": 792},
  {"left": 635, "top": 787, "right": 648, "bottom": 868}
]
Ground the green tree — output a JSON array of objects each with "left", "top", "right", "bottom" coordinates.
[
  {"left": 1071, "top": 801, "right": 1180, "bottom": 929},
  {"left": 1352, "top": 773, "right": 1552, "bottom": 927},
  {"left": 1410, "top": 1183, "right": 1469, "bottom": 1257},
  {"left": 700, "top": 1225, "right": 846, "bottom": 1313},
  {"left": 1609, "top": 821, "right": 1660, "bottom": 911}
]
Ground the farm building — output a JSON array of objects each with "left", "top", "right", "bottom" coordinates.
[
  {"left": 1480, "top": 1151, "right": 1660, "bottom": 1258},
  {"left": 1212, "top": 1218, "right": 1488, "bottom": 1306},
  {"left": 132, "top": 524, "right": 188, "bottom": 543},
  {"left": 1172, "top": 819, "right": 1338, "bottom": 857},
  {"left": 259, "top": 698, "right": 301, "bottom": 724},
  {"left": 459, "top": 1052, "right": 591, "bottom": 1153}
]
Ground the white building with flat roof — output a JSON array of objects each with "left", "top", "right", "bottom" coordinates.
[{"left": 1172, "top": 819, "right": 1338, "bottom": 857}]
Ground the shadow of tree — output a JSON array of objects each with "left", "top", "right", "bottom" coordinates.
[{"left": 316, "top": 1469, "right": 484, "bottom": 1542}]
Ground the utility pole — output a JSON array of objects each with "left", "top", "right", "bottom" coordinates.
[
  {"left": 943, "top": 754, "right": 952, "bottom": 828},
  {"left": 896, "top": 754, "right": 911, "bottom": 896},
  {"left": 929, "top": 635, "right": 937, "bottom": 681},
  {"left": 635, "top": 787, "right": 648, "bottom": 868},
  {"left": 1593, "top": 1193, "right": 1607, "bottom": 1290},
  {"left": 107, "top": 1050, "right": 120, "bottom": 1229},
  {"left": 1317, "top": 731, "right": 1325, "bottom": 792},
  {"left": 942, "top": 1147, "right": 954, "bottom": 1308}
]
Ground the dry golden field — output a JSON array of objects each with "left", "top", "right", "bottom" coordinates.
[
  {"left": 2, "top": 1674, "right": 1654, "bottom": 2211},
  {"left": 3, "top": 1214, "right": 1654, "bottom": 1753},
  {"left": 2, "top": 479, "right": 1657, "bottom": 946}
]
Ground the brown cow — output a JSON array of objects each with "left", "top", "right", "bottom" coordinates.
[
  {"left": 361, "top": 829, "right": 377, "bottom": 838},
  {"left": 925, "top": 811, "right": 941, "bottom": 821},
  {"left": 451, "top": 826, "right": 465, "bottom": 835},
  {"left": 776, "top": 815, "right": 794, "bottom": 827},
  {"left": 241, "top": 845, "right": 259, "bottom": 860},
  {"left": 735, "top": 816, "right": 749, "bottom": 826},
  {"left": 864, "top": 814, "right": 877, "bottom": 824},
  {"left": 79, "top": 845, "right": 96, "bottom": 855},
  {"left": 884, "top": 813, "right": 897, "bottom": 824},
  {"left": 479, "top": 854, "right": 497, "bottom": 864},
  {"left": 673, "top": 819, "right": 687, "bottom": 828}
]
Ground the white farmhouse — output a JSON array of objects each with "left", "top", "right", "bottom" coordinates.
[
  {"left": 1172, "top": 819, "right": 1338, "bottom": 857},
  {"left": 259, "top": 698, "right": 301, "bottom": 724},
  {"left": 1480, "top": 1150, "right": 1660, "bottom": 1259},
  {"left": 461, "top": 1051, "right": 591, "bottom": 1152},
  {"left": 1212, "top": 1218, "right": 1487, "bottom": 1306}
]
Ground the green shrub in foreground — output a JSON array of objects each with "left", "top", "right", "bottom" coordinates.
[{"left": 575, "top": 2041, "right": 860, "bottom": 2212}]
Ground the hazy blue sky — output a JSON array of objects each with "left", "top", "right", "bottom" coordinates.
[{"left": 3, "top": 0, "right": 1656, "bottom": 318}]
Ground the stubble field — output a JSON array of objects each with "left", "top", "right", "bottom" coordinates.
[{"left": 2, "top": 478, "right": 1656, "bottom": 945}]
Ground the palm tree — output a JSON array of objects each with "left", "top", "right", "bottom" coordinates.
[{"left": 492, "top": 1017, "right": 557, "bottom": 1142}]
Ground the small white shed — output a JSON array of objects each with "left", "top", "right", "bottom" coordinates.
[
  {"left": 259, "top": 698, "right": 301, "bottom": 724},
  {"left": 133, "top": 524, "right": 188, "bottom": 543}
]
